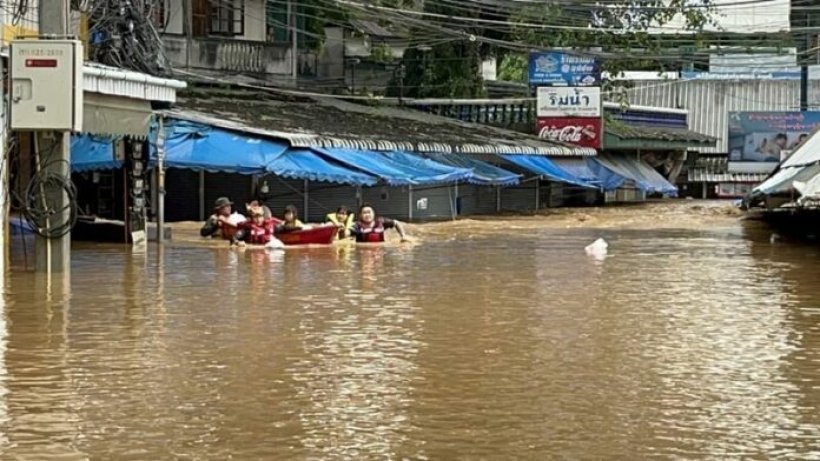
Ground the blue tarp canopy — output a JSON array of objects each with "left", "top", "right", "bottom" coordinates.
[
  {"left": 313, "top": 147, "right": 473, "bottom": 185},
  {"left": 71, "top": 135, "right": 119, "bottom": 172},
  {"left": 424, "top": 152, "right": 521, "bottom": 186},
  {"left": 380, "top": 151, "right": 474, "bottom": 183},
  {"left": 591, "top": 153, "right": 678, "bottom": 196},
  {"left": 267, "top": 149, "right": 378, "bottom": 185},
  {"left": 163, "top": 120, "right": 289, "bottom": 175},
  {"left": 500, "top": 154, "right": 597, "bottom": 188},
  {"left": 550, "top": 157, "right": 624, "bottom": 191}
]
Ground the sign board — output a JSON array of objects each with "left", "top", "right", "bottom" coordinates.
[
  {"left": 10, "top": 40, "right": 83, "bottom": 131},
  {"left": 528, "top": 52, "right": 600, "bottom": 86},
  {"left": 728, "top": 111, "right": 820, "bottom": 163},
  {"left": 682, "top": 71, "right": 801, "bottom": 80},
  {"left": 537, "top": 87, "right": 601, "bottom": 117},
  {"left": 536, "top": 117, "right": 602, "bottom": 149}
]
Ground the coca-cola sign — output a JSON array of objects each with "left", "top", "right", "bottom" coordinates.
[{"left": 536, "top": 117, "right": 602, "bottom": 149}]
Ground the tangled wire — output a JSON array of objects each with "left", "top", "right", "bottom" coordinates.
[
  {"left": 8, "top": 135, "right": 80, "bottom": 239},
  {"left": 23, "top": 159, "right": 79, "bottom": 239},
  {"left": 87, "top": 0, "right": 168, "bottom": 76}
]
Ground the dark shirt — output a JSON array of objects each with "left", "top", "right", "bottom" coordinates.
[{"left": 200, "top": 216, "right": 221, "bottom": 237}]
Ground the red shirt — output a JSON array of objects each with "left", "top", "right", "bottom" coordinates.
[{"left": 241, "top": 218, "right": 276, "bottom": 244}]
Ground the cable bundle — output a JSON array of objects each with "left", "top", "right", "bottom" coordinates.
[
  {"left": 87, "top": 0, "right": 168, "bottom": 76},
  {"left": 22, "top": 158, "right": 79, "bottom": 239}
]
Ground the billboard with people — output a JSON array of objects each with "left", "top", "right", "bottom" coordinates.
[{"left": 728, "top": 112, "right": 820, "bottom": 163}]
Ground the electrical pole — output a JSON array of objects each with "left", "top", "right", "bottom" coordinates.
[
  {"left": 36, "top": 0, "right": 72, "bottom": 273},
  {"left": 289, "top": 0, "right": 298, "bottom": 80},
  {"left": 183, "top": 0, "right": 192, "bottom": 69},
  {"left": 801, "top": 11, "right": 810, "bottom": 111},
  {"left": 1, "top": 56, "right": 6, "bottom": 278}
]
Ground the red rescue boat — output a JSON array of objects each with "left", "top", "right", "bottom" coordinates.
[{"left": 274, "top": 224, "right": 338, "bottom": 245}]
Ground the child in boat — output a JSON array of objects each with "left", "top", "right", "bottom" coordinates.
[
  {"left": 232, "top": 206, "right": 278, "bottom": 246},
  {"left": 275, "top": 205, "right": 304, "bottom": 234},
  {"left": 350, "top": 204, "right": 410, "bottom": 243},
  {"left": 325, "top": 206, "right": 355, "bottom": 239},
  {"left": 245, "top": 200, "right": 273, "bottom": 219}
]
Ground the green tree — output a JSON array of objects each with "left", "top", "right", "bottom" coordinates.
[{"left": 391, "top": 0, "right": 720, "bottom": 98}]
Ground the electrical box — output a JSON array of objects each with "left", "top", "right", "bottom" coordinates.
[{"left": 10, "top": 39, "right": 83, "bottom": 132}]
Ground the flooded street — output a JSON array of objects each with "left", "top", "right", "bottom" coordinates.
[{"left": 2, "top": 201, "right": 820, "bottom": 459}]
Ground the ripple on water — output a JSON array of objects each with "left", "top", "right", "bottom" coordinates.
[{"left": 0, "top": 219, "right": 818, "bottom": 459}]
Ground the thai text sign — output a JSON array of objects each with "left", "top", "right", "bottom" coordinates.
[
  {"left": 536, "top": 117, "right": 602, "bottom": 149},
  {"left": 537, "top": 87, "right": 601, "bottom": 117},
  {"left": 728, "top": 111, "right": 820, "bottom": 162},
  {"left": 529, "top": 52, "right": 600, "bottom": 86}
]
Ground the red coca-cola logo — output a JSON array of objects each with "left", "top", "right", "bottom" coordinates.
[
  {"left": 538, "top": 124, "right": 597, "bottom": 142},
  {"left": 535, "top": 117, "right": 601, "bottom": 149}
]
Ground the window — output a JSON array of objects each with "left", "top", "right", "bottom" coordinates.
[
  {"left": 149, "top": 0, "right": 167, "bottom": 29},
  {"left": 210, "top": 0, "right": 244, "bottom": 36}
]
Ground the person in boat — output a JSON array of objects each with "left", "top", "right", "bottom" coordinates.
[
  {"left": 232, "top": 205, "right": 278, "bottom": 246},
  {"left": 275, "top": 205, "right": 304, "bottom": 233},
  {"left": 246, "top": 200, "right": 273, "bottom": 219},
  {"left": 350, "top": 204, "right": 409, "bottom": 243},
  {"left": 200, "top": 196, "right": 246, "bottom": 240},
  {"left": 325, "top": 206, "right": 355, "bottom": 239}
]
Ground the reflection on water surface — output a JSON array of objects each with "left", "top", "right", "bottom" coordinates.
[{"left": 1, "top": 203, "right": 819, "bottom": 459}]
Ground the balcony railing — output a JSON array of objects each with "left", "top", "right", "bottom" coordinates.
[{"left": 162, "top": 35, "right": 316, "bottom": 77}]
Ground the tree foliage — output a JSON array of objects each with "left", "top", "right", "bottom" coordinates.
[{"left": 392, "top": 0, "right": 721, "bottom": 98}]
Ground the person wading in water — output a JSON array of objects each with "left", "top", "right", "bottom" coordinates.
[
  {"left": 350, "top": 204, "right": 410, "bottom": 243},
  {"left": 200, "top": 197, "right": 246, "bottom": 240}
]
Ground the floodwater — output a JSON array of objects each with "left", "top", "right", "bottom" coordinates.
[{"left": 2, "top": 200, "right": 820, "bottom": 459}]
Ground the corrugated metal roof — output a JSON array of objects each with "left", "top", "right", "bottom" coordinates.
[
  {"left": 780, "top": 127, "right": 820, "bottom": 168},
  {"left": 174, "top": 88, "right": 596, "bottom": 156},
  {"left": 348, "top": 19, "right": 402, "bottom": 38},
  {"left": 606, "top": 120, "right": 716, "bottom": 144},
  {"left": 620, "top": 79, "right": 820, "bottom": 154},
  {"left": 1, "top": 51, "right": 186, "bottom": 103},
  {"left": 687, "top": 170, "right": 769, "bottom": 183}
]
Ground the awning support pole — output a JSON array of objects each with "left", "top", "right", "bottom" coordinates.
[
  {"left": 156, "top": 115, "right": 166, "bottom": 243},
  {"left": 408, "top": 185, "right": 413, "bottom": 221},
  {"left": 198, "top": 171, "right": 205, "bottom": 221},
  {"left": 452, "top": 182, "right": 458, "bottom": 220},
  {"left": 303, "top": 179, "right": 309, "bottom": 221},
  {"left": 535, "top": 178, "right": 540, "bottom": 210},
  {"left": 496, "top": 185, "right": 501, "bottom": 212}
]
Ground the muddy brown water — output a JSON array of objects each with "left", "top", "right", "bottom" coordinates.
[{"left": 2, "top": 201, "right": 820, "bottom": 459}]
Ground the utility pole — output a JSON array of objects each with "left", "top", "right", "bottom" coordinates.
[
  {"left": 288, "top": 0, "right": 298, "bottom": 80},
  {"left": 183, "top": 0, "right": 192, "bottom": 69},
  {"left": 36, "top": 0, "right": 72, "bottom": 273},
  {"left": 801, "top": 11, "right": 810, "bottom": 111},
  {"left": 1, "top": 56, "right": 6, "bottom": 278}
]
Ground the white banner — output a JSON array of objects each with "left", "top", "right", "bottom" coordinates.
[{"left": 536, "top": 87, "right": 602, "bottom": 117}]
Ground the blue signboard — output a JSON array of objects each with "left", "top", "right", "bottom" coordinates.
[
  {"left": 728, "top": 111, "right": 820, "bottom": 162},
  {"left": 528, "top": 52, "right": 600, "bottom": 86}
]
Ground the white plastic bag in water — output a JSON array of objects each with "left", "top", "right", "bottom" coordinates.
[
  {"left": 585, "top": 238, "right": 608, "bottom": 260},
  {"left": 265, "top": 238, "right": 285, "bottom": 250}
]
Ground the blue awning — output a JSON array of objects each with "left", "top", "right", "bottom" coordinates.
[
  {"left": 379, "top": 151, "right": 474, "bottom": 183},
  {"left": 267, "top": 149, "right": 378, "bottom": 186},
  {"left": 162, "top": 120, "right": 289, "bottom": 175},
  {"left": 552, "top": 157, "right": 627, "bottom": 191},
  {"left": 591, "top": 153, "right": 678, "bottom": 196},
  {"left": 424, "top": 152, "right": 521, "bottom": 186},
  {"left": 313, "top": 147, "right": 470, "bottom": 185},
  {"left": 500, "top": 154, "right": 597, "bottom": 188},
  {"left": 71, "top": 135, "right": 120, "bottom": 172}
]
